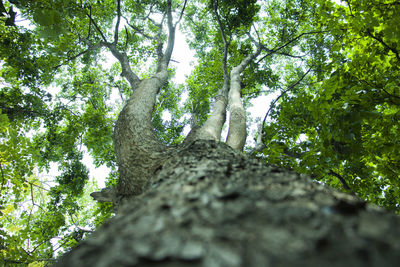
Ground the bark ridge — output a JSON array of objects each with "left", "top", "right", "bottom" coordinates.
[{"left": 56, "top": 140, "right": 400, "bottom": 267}]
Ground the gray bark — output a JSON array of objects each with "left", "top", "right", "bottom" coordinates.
[
  {"left": 190, "top": 95, "right": 227, "bottom": 142},
  {"left": 112, "top": 0, "right": 177, "bottom": 196},
  {"left": 55, "top": 140, "right": 400, "bottom": 267},
  {"left": 113, "top": 72, "right": 171, "bottom": 196},
  {"left": 226, "top": 48, "right": 261, "bottom": 150}
]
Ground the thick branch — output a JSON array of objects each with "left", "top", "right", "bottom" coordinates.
[
  {"left": 186, "top": 95, "right": 227, "bottom": 143},
  {"left": 112, "top": 0, "right": 180, "bottom": 197},
  {"left": 226, "top": 47, "right": 261, "bottom": 150},
  {"left": 187, "top": 0, "right": 232, "bottom": 143},
  {"left": 113, "top": 75, "right": 171, "bottom": 196},
  {"left": 105, "top": 43, "right": 141, "bottom": 90}
]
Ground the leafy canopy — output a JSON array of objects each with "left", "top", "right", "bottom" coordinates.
[{"left": 0, "top": 0, "right": 399, "bottom": 264}]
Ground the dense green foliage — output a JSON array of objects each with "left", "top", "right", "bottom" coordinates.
[
  {"left": 0, "top": 0, "right": 399, "bottom": 265},
  {"left": 262, "top": 0, "right": 400, "bottom": 211}
]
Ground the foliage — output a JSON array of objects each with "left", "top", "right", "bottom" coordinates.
[
  {"left": 262, "top": 0, "right": 400, "bottom": 212},
  {"left": 0, "top": 0, "right": 399, "bottom": 263}
]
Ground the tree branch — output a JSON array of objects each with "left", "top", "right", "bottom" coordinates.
[
  {"left": 213, "top": 0, "right": 230, "bottom": 97},
  {"left": 54, "top": 42, "right": 103, "bottom": 69},
  {"left": 30, "top": 183, "right": 35, "bottom": 206},
  {"left": 155, "top": 14, "right": 166, "bottom": 66},
  {"left": 262, "top": 66, "right": 313, "bottom": 133},
  {"left": 344, "top": 0, "right": 354, "bottom": 17},
  {"left": 0, "top": 162, "right": 5, "bottom": 197},
  {"left": 123, "top": 16, "right": 154, "bottom": 39},
  {"left": 187, "top": 0, "right": 233, "bottom": 143},
  {"left": 87, "top": 5, "right": 92, "bottom": 38},
  {"left": 105, "top": 43, "right": 141, "bottom": 90},
  {"left": 366, "top": 29, "right": 400, "bottom": 60},
  {"left": 247, "top": 29, "right": 306, "bottom": 60},
  {"left": 213, "top": 0, "right": 228, "bottom": 48},
  {"left": 163, "top": 0, "right": 176, "bottom": 65},
  {"left": 252, "top": 66, "right": 313, "bottom": 153},
  {"left": 85, "top": 11, "right": 108, "bottom": 43},
  {"left": 175, "top": 0, "right": 188, "bottom": 27},
  {"left": 257, "top": 31, "right": 328, "bottom": 64},
  {"left": 328, "top": 170, "right": 354, "bottom": 192},
  {"left": 124, "top": 26, "right": 129, "bottom": 50},
  {"left": 68, "top": 212, "right": 93, "bottom": 233},
  {"left": 226, "top": 47, "right": 262, "bottom": 150},
  {"left": 4, "top": 258, "right": 56, "bottom": 264},
  {"left": 113, "top": 0, "right": 122, "bottom": 44}
]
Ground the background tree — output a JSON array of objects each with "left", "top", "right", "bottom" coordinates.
[{"left": 0, "top": 0, "right": 399, "bottom": 265}]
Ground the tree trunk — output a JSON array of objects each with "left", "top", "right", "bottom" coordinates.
[{"left": 55, "top": 140, "right": 400, "bottom": 267}]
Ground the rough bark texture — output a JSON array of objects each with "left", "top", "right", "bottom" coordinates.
[
  {"left": 113, "top": 73, "right": 171, "bottom": 196},
  {"left": 55, "top": 140, "right": 400, "bottom": 267},
  {"left": 111, "top": 0, "right": 176, "bottom": 197}
]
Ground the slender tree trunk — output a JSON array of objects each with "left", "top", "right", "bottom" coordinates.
[{"left": 56, "top": 140, "right": 400, "bottom": 267}]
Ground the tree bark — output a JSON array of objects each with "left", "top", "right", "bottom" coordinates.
[
  {"left": 226, "top": 49, "right": 261, "bottom": 150},
  {"left": 55, "top": 140, "right": 400, "bottom": 267}
]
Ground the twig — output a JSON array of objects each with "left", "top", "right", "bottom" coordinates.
[
  {"left": 26, "top": 180, "right": 50, "bottom": 191},
  {"left": 54, "top": 43, "right": 103, "bottom": 69},
  {"left": 260, "top": 66, "right": 313, "bottom": 131},
  {"left": 175, "top": 0, "right": 188, "bottom": 27},
  {"left": 344, "top": 0, "right": 354, "bottom": 17},
  {"left": 30, "top": 183, "right": 35, "bottom": 206},
  {"left": 87, "top": 5, "right": 92, "bottom": 38},
  {"left": 366, "top": 29, "right": 399, "bottom": 60},
  {"left": 257, "top": 31, "right": 328, "bottom": 64},
  {"left": 213, "top": 0, "right": 230, "bottom": 96},
  {"left": 86, "top": 12, "right": 108, "bottom": 43},
  {"left": 114, "top": 0, "right": 122, "bottom": 44},
  {"left": 0, "top": 162, "right": 5, "bottom": 196},
  {"left": 122, "top": 16, "right": 154, "bottom": 39},
  {"left": 249, "top": 65, "right": 314, "bottom": 154},
  {"left": 328, "top": 170, "right": 353, "bottom": 192},
  {"left": 68, "top": 212, "right": 93, "bottom": 233}
]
